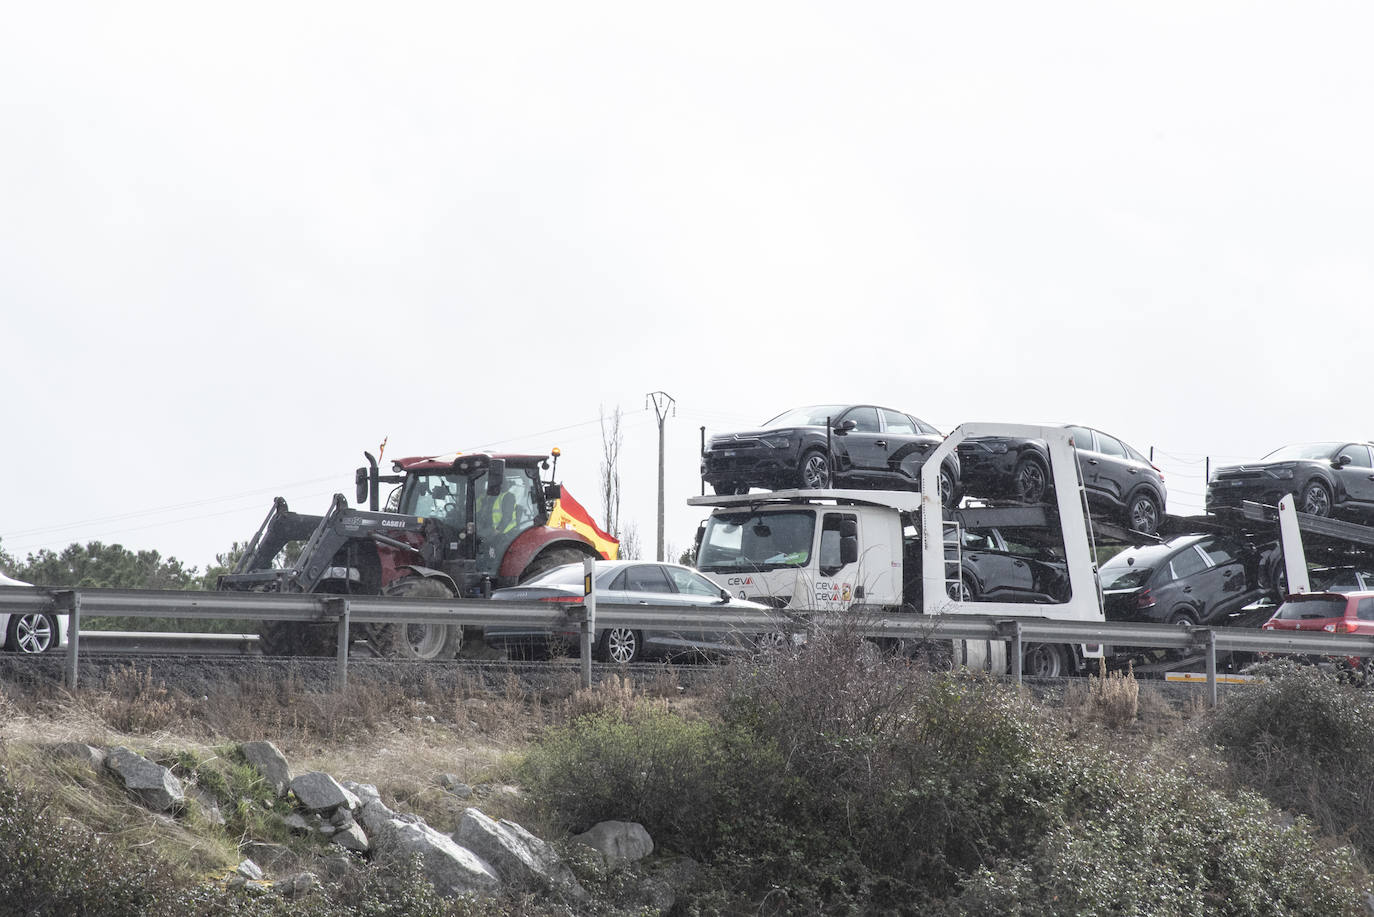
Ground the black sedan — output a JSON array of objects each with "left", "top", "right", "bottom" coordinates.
[
  {"left": 484, "top": 560, "right": 774, "bottom": 663},
  {"left": 957, "top": 424, "right": 1167, "bottom": 535},
  {"left": 1206, "top": 442, "right": 1374, "bottom": 520},
  {"left": 701, "top": 404, "right": 960, "bottom": 508},
  {"left": 1099, "top": 534, "right": 1280, "bottom": 627}
]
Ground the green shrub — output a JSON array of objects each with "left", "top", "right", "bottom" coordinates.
[
  {"left": 0, "top": 768, "right": 176, "bottom": 915},
  {"left": 1205, "top": 660, "right": 1374, "bottom": 858},
  {"left": 524, "top": 635, "right": 1373, "bottom": 914}
]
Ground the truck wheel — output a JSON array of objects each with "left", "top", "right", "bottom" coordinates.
[
  {"left": 1022, "top": 643, "right": 1065, "bottom": 677},
  {"left": 371, "top": 577, "right": 463, "bottom": 661},
  {"left": 521, "top": 545, "right": 595, "bottom": 582}
]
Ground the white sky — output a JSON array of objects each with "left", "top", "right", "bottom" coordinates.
[{"left": 3, "top": 2, "right": 1373, "bottom": 571}]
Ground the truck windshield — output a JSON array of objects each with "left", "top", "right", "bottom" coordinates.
[
  {"left": 399, "top": 473, "right": 470, "bottom": 529},
  {"left": 697, "top": 511, "right": 816, "bottom": 572}
]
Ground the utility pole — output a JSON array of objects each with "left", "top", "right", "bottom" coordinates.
[{"left": 647, "top": 391, "right": 676, "bottom": 561}]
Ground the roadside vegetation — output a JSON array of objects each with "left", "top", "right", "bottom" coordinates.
[{"left": 0, "top": 643, "right": 1369, "bottom": 915}]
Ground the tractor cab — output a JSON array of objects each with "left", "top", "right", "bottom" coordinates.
[{"left": 359, "top": 451, "right": 559, "bottom": 579}]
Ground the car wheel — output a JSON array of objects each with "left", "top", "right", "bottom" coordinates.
[
  {"left": 939, "top": 466, "right": 959, "bottom": 510},
  {"left": 6, "top": 612, "right": 56, "bottom": 654},
  {"left": 711, "top": 483, "right": 747, "bottom": 496},
  {"left": 1022, "top": 642, "right": 1065, "bottom": 678},
  {"left": 1126, "top": 490, "right": 1161, "bottom": 535},
  {"left": 798, "top": 449, "right": 830, "bottom": 489},
  {"left": 1012, "top": 457, "right": 1049, "bottom": 503},
  {"left": 1270, "top": 560, "right": 1288, "bottom": 602},
  {"left": 754, "top": 631, "right": 789, "bottom": 653},
  {"left": 1299, "top": 480, "right": 1332, "bottom": 517},
  {"left": 597, "top": 627, "right": 642, "bottom": 664},
  {"left": 946, "top": 575, "right": 977, "bottom": 602},
  {"left": 1165, "top": 609, "right": 1198, "bottom": 659}
]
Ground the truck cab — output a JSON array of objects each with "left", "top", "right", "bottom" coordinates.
[{"left": 692, "top": 490, "right": 918, "bottom": 612}]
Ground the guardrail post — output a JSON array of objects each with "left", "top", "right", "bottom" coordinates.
[
  {"left": 580, "top": 557, "right": 596, "bottom": 690},
  {"left": 997, "top": 619, "right": 1023, "bottom": 685},
  {"left": 327, "top": 598, "right": 350, "bottom": 691},
  {"left": 59, "top": 591, "right": 80, "bottom": 690},
  {"left": 1203, "top": 628, "right": 1218, "bottom": 707}
]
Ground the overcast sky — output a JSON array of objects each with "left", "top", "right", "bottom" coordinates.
[{"left": 3, "top": 2, "right": 1373, "bottom": 572}]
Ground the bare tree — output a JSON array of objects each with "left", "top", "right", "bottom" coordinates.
[
  {"left": 619, "top": 522, "right": 642, "bottom": 561},
  {"left": 600, "top": 404, "right": 623, "bottom": 537}
]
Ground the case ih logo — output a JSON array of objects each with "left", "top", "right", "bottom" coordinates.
[
  {"left": 726, "top": 576, "right": 754, "bottom": 586},
  {"left": 380, "top": 519, "right": 408, "bottom": 528}
]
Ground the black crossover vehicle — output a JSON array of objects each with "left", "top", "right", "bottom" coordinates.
[
  {"left": 701, "top": 404, "right": 960, "bottom": 508},
  {"left": 1206, "top": 442, "right": 1374, "bottom": 520},
  {"left": 946, "top": 528, "right": 1069, "bottom": 605},
  {"left": 1099, "top": 534, "right": 1280, "bottom": 626},
  {"left": 957, "top": 424, "right": 1167, "bottom": 535}
]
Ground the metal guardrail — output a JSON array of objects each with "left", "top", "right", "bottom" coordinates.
[{"left": 1, "top": 584, "right": 1367, "bottom": 703}]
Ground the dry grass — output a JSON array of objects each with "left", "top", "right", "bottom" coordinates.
[{"left": 1086, "top": 658, "right": 1140, "bottom": 728}]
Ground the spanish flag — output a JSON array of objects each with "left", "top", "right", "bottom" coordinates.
[{"left": 547, "top": 488, "right": 620, "bottom": 559}]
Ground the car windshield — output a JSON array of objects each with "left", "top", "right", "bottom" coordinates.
[
  {"left": 1273, "top": 596, "right": 1349, "bottom": 621},
  {"left": 1262, "top": 443, "right": 1342, "bottom": 462},
  {"left": 697, "top": 510, "right": 816, "bottom": 572},
  {"left": 763, "top": 405, "right": 848, "bottom": 428}
]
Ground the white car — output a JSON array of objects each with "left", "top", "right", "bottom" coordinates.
[{"left": 0, "top": 571, "right": 66, "bottom": 654}]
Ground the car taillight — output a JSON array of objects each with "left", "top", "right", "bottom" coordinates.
[
  {"left": 1324, "top": 620, "right": 1360, "bottom": 634},
  {"left": 1136, "top": 589, "right": 1155, "bottom": 608},
  {"left": 538, "top": 596, "right": 583, "bottom": 603}
]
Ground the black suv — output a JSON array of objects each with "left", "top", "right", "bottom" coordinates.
[
  {"left": 1100, "top": 534, "right": 1280, "bottom": 626},
  {"left": 701, "top": 404, "right": 961, "bottom": 508},
  {"left": 1207, "top": 442, "right": 1374, "bottom": 520},
  {"left": 957, "top": 424, "right": 1167, "bottom": 535}
]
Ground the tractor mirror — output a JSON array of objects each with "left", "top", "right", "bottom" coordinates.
[
  {"left": 543, "top": 482, "right": 562, "bottom": 501},
  {"left": 486, "top": 459, "right": 506, "bottom": 496},
  {"left": 355, "top": 467, "right": 369, "bottom": 505},
  {"left": 840, "top": 535, "right": 859, "bottom": 565}
]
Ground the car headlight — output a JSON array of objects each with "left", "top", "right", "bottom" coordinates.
[
  {"left": 1265, "top": 469, "right": 1294, "bottom": 480},
  {"left": 760, "top": 436, "right": 792, "bottom": 449}
]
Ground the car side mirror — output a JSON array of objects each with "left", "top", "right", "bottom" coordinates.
[
  {"left": 718, "top": 588, "right": 731, "bottom": 604},
  {"left": 1336, "top": 454, "right": 1353, "bottom": 467},
  {"left": 833, "top": 419, "right": 857, "bottom": 436}
]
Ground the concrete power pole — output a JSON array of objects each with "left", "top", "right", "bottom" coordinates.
[{"left": 647, "top": 391, "right": 676, "bottom": 561}]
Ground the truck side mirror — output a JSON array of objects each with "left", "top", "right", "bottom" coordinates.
[
  {"left": 840, "top": 535, "right": 858, "bottom": 565},
  {"left": 486, "top": 459, "right": 506, "bottom": 496}
]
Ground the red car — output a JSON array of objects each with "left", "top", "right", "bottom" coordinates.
[{"left": 1261, "top": 591, "right": 1374, "bottom": 670}]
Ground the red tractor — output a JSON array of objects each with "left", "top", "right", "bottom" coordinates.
[{"left": 217, "top": 450, "right": 602, "bottom": 659}]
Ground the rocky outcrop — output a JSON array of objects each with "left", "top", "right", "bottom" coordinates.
[
  {"left": 240, "top": 741, "right": 292, "bottom": 797},
  {"left": 290, "top": 772, "right": 360, "bottom": 814},
  {"left": 104, "top": 746, "right": 185, "bottom": 812},
  {"left": 359, "top": 797, "right": 500, "bottom": 896},
  {"left": 573, "top": 820, "right": 654, "bottom": 866},
  {"left": 455, "top": 807, "right": 586, "bottom": 898}
]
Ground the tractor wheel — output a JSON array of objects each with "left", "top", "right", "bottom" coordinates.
[
  {"left": 370, "top": 577, "right": 464, "bottom": 661},
  {"left": 521, "top": 545, "right": 596, "bottom": 583},
  {"left": 258, "top": 621, "right": 334, "bottom": 657}
]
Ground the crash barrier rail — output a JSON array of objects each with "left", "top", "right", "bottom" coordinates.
[{"left": 0, "top": 583, "right": 1366, "bottom": 703}]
